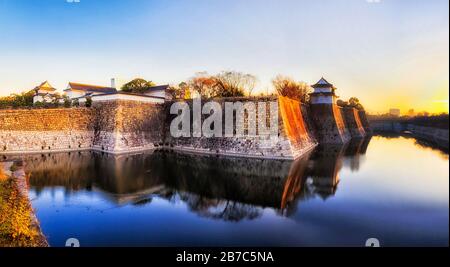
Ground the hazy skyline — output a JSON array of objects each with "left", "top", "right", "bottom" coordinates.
[{"left": 0, "top": 0, "right": 448, "bottom": 114}]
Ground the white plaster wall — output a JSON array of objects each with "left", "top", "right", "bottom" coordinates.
[
  {"left": 33, "top": 95, "right": 43, "bottom": 103},
  {"left": 311, "top": 95, "right": 335, "bottom": 104},
  {"left": 0, "top": 130, "right": 94, "bottom": 154},
  {"left": 65, "top": 90, "right": 85, "bottom": 99},
  {"left": 313, "top": 87, "right": 333, "bottom": 93},
  {"left": 145, "top": 90, "right": 166, "bottom": 99},
  {"left": 33, "top": 95, "right": 54, "bottom": 103},
  {"left": 91, "top": 93, "right": 164, "bottom": 103}
]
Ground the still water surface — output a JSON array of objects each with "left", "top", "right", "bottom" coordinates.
[{"left": 24, "top": 135, "right": 448, "bottom": 246}]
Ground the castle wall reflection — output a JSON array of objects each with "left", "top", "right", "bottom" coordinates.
[{"left": 18, "top": 135, "right": 449, "bottom": 246}]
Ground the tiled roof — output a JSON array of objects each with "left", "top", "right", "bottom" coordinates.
[
  {"left": 66, "top": 82, "right": 117, "bottom": 93},
  {"left": 144, "top": 85, "right": 169, "bottom": 92},
  {"left": 34, "top": 81, "right": 56, "bottom": 91},
  {"left": 312, "top": 77, "right": 335, "bottom": 88}
]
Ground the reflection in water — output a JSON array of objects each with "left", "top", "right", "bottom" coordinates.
[
  {"left": 375, "top": 132, "right": 448, "bottom": 160},
  {"left": 343, "top": 137, "right": 371, "bottom": 172},
  {"left": 21, "top": 137, "right": 371, "bottom": 222},
  {"left": 9, "top": 135, "right": 448, "bottom": 246}
]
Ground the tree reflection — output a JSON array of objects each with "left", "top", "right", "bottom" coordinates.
[{"left": 177, "top": 192, "right": 262, "bottom": 221}]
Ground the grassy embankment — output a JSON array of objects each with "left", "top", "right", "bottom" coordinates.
[{"left": 0, "top": 163, "right": 47, "bottom": 247}]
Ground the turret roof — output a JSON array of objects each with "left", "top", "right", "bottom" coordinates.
[
  {"left": 34, "top": 81, "right": 56, "bottom": 91},
  {"left": 312, "top": 77, "right": 335, "bottom": 89}
]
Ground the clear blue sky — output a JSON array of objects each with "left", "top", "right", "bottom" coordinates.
[{"left": 0, "top": 0, "right": 448, "bottom": 113}]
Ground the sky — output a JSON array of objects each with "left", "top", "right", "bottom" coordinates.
[{"left": 0, "top": 0, "right": 448, "bottom": 114}]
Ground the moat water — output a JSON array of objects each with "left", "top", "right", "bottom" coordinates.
[{"left": 21, "top": 135, "right": 449, "bottom": 246}]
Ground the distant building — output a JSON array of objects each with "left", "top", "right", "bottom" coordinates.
[
  {"left": 408, "top": 109, "right": 415, "bottom": 117},
  {"left": 64, "top": 80, "right": 117, "bottom": 100},
  {"left": 309, "top": 77, "right": 338, "bottom": 104},
  {"left": 389, "top": 108, "right": 401, "bottom": 117},
  {"left": 33, "top": 81, "right": 59, "bottom": 103}
]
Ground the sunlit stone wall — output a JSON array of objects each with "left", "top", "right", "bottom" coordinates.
[
  {"left": 0, "top": 108, "right": 94, "bottom": 153},
  {"left": 0, "top": 101, "right": 166, "bottom": 155},
  {"left": 342, "top": 107, "right": 366, "bottom": 138},
  {"left": 358, "top": 110, "right": 371, "bottom": 133},
  {"left": 0, "top": 97, "right": 321, "bottom": 159},
  {"left": 91, "top": 100, "right": 165, "bottom": 153},
  {"left": 164, "top": 96, "right": 317, "bottom": 160},
  {"left": 310, "top": 104, "right": 351, "bottom": 144}
]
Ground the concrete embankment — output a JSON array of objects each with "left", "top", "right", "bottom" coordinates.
[{"left": 370, "top": 120, "right": 449, "bottom": 149}]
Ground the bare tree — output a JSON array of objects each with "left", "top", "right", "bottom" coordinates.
[
  {"left": 272, "top": 75, "right": 311, "bottom": 103},
  {"left": 214, "top": 71, "right": 257, "bottom": 97},
  {"left": 188, "top": 72, "right": 217, "bottom": 98},
  {"left": 186, "top": 71, "right": 257, "bottom": 98}
]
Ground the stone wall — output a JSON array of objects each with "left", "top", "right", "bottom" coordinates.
[
  {"left": 338, "top": 107, "right": 352, "bottom": 139},
  {"left": 1, "top": 97, "right": 373, "bottom": 160},
  {"left": 278, "top": 96, "right": 317, "bottom": 158},
  {"left": 163, "top": 96, "right": 317, "bottom": 160},
  {"left": 0, "top": 108, "right": 94, "bottom": 153},
  {"left": 92, "top": 100, "right": 165, "bottom": 153},
  {"left": 370, "top": 121, "right": 405, "bottom": 133},
  {"left": 0, "top": 101, "right": 166, "bottom": 155},
  {"left": 406, "top": 124, "right": 449, "bottom": 149},
  {"left": 358, "top": 110, "right": 371, "bottom": 133},
  {"left": 310, "top": 104, "right": 351, "bottom": 144},
  {"left": 342, "top": 107, "right": 366, "bottom": 138}
]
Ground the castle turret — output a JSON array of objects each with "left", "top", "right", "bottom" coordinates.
[
  {"left": 309, "top": 77, "right": 351, "bottom": 144},
  {"left": 309, "top": 77, "right": 337, "bottom": 104}
]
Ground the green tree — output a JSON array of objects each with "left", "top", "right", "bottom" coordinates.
[
  {"left": 85, "top": 96, "right": 92, "bottom": 107},
  {"left": 0, "top": 90, "right": 34, "bottom": 109},
  {"left": 51, "top": 96, "right": 61, "bottom": 108},
  {"left": 121, "top": 78, "right": 156, "bottom": 94},
  {"left": 63, "top": 95, "right": 71, "bottom": 108},
  {"left": 348, "top": 97, "right": 364, "bottom": 110},
  {"left": 336, "top": 99, "right": 348, "bottom": 107},
  {"left": 33, "top": 101, "right": 44, "bottom": 108}
]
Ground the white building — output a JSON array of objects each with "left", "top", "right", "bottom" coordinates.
[
  {"left": 142, "top": 84, "right": 172, "bottom": 100},
  {"left": 91, "top": 91, "right": 165, "bottom": 104},
  {"left": 32, "top": 81, "right": 59, "bottom": 103},
  {"left": 309, "top": 77, "right": 338, "bottom": 105},
  {"left": 64, "top": 80, "right": 117, "bottom": 100}
]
